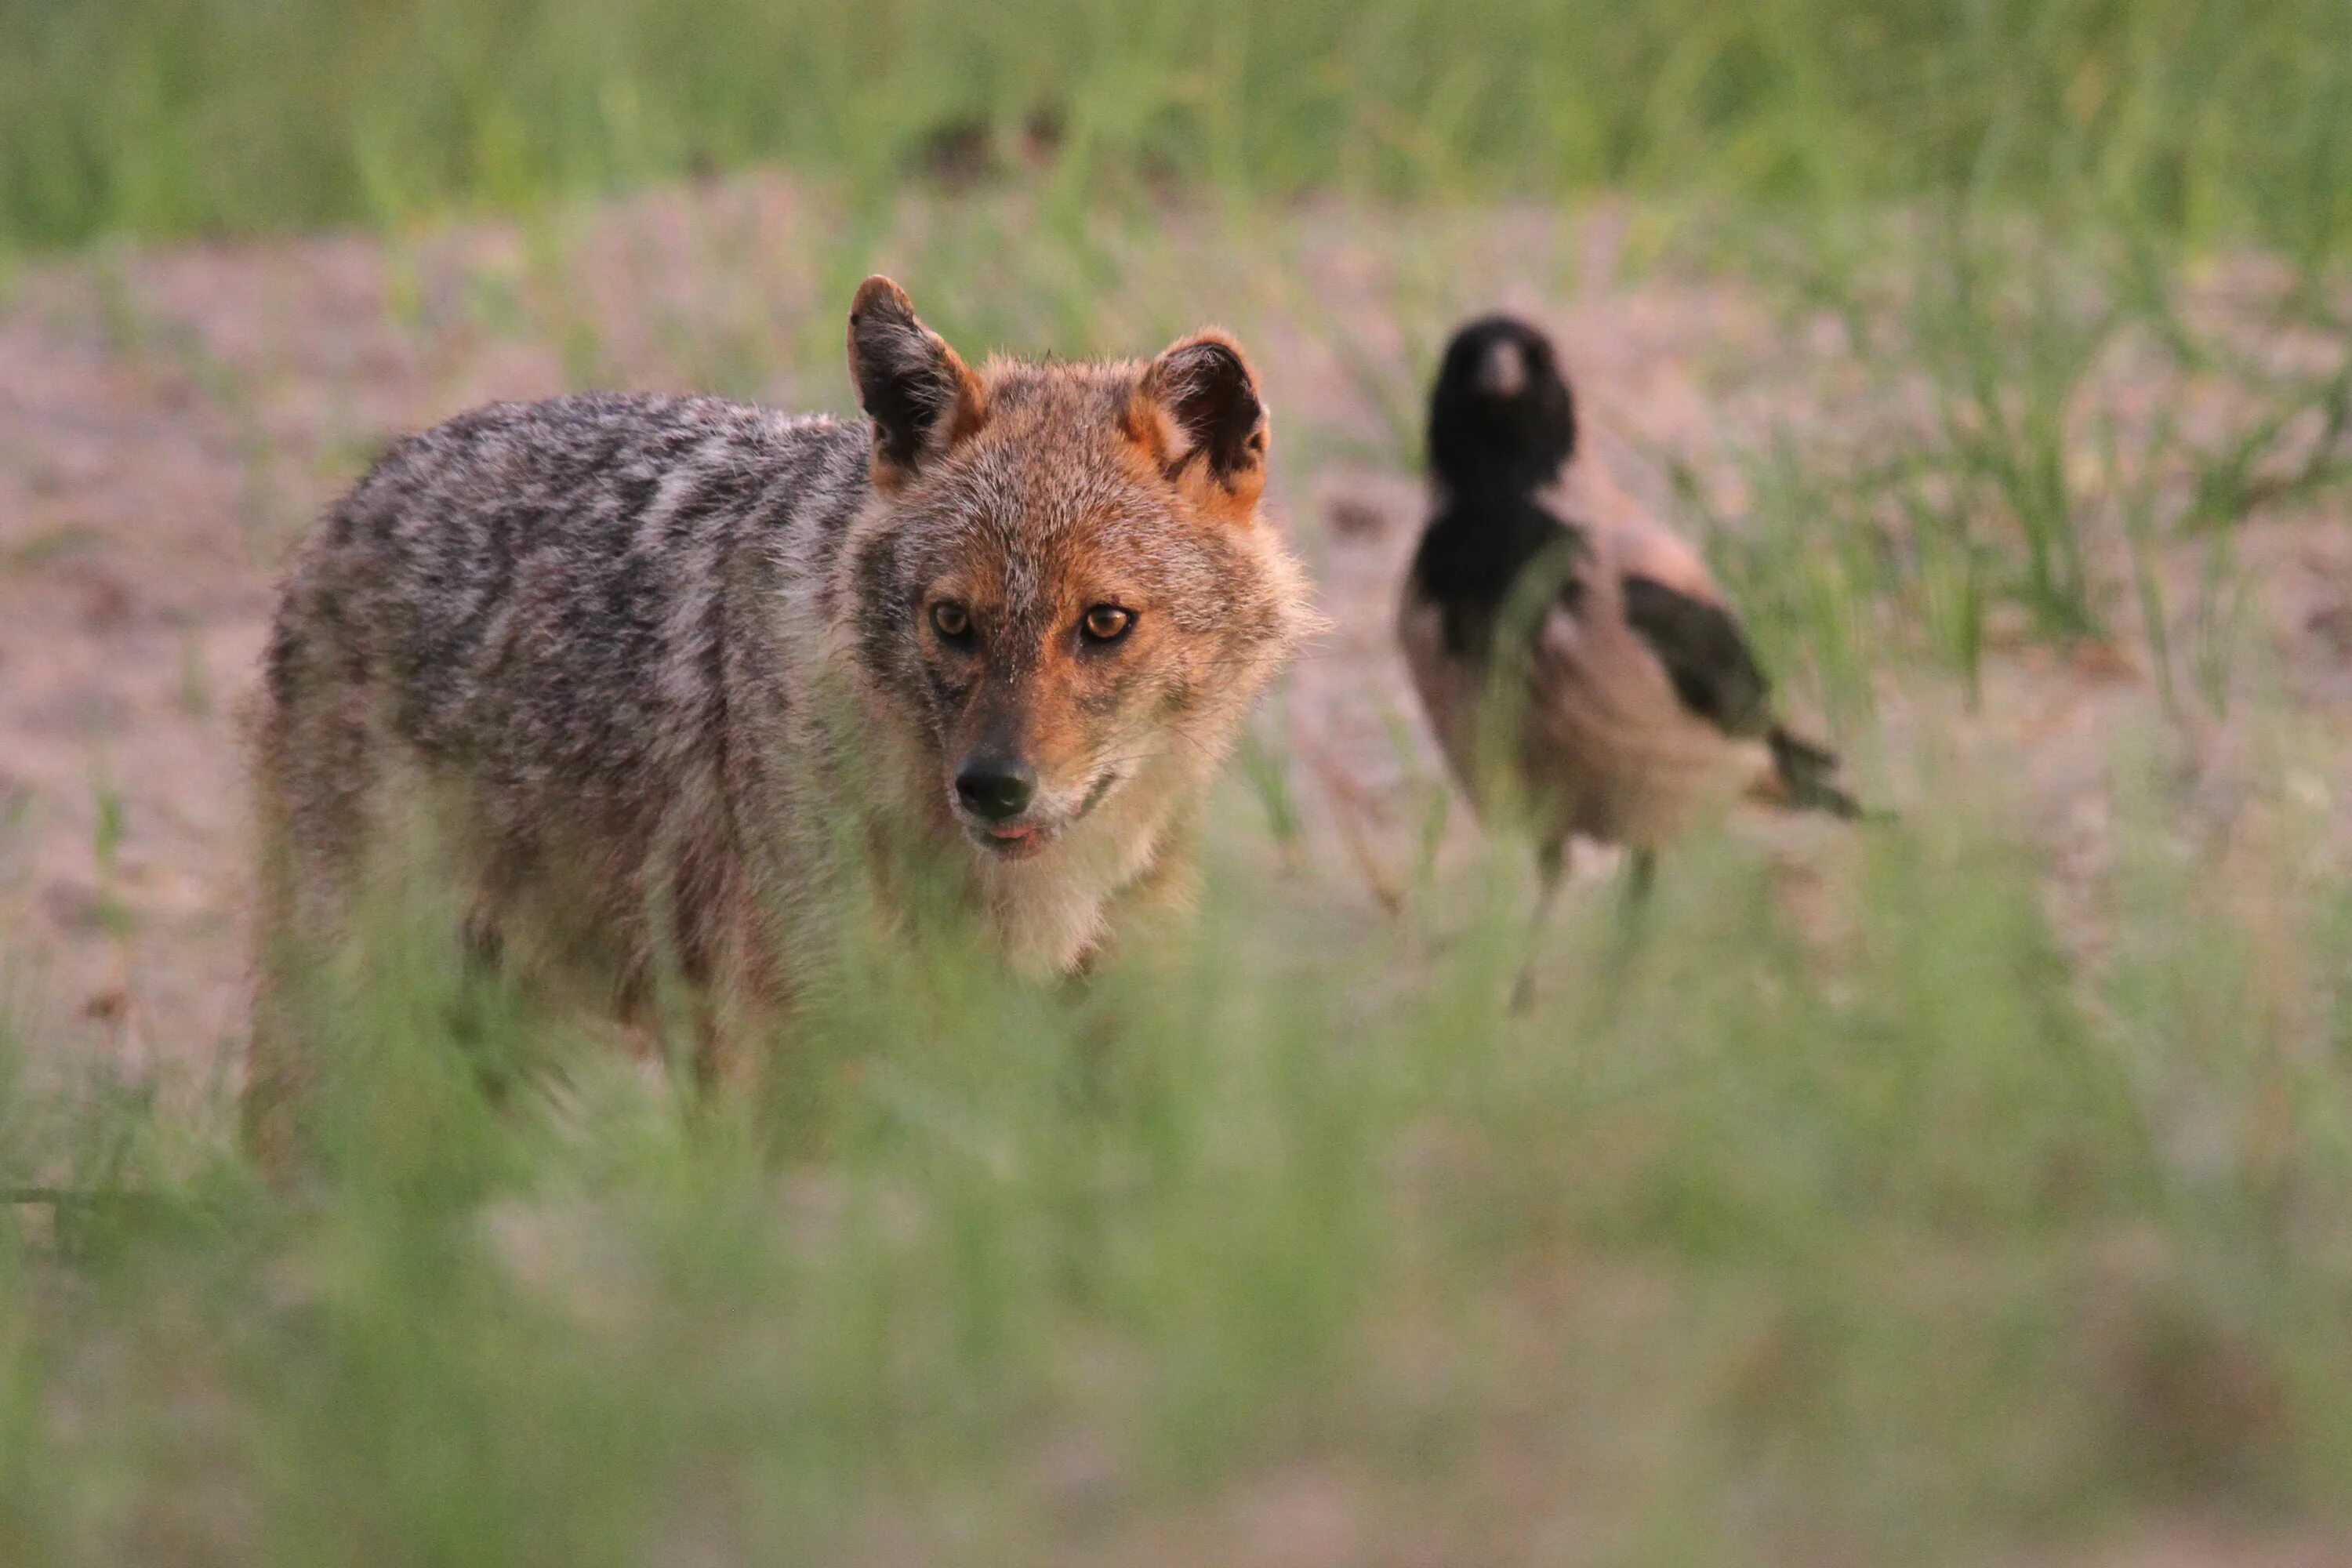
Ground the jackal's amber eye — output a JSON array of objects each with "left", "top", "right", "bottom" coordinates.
[
  {"left": 1081, "top": 605, "right": 1134, "bottom": 644},
  {"left": 930, "top": 601, "right": 972, "bottom": 642}
]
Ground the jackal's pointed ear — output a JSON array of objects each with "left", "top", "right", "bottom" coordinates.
[
  {"left": 1132, "top": 332, "right": 1269, "bottom": 514},
  {"left": 847, "top": 276, "right": 988, "bottom": 491}
]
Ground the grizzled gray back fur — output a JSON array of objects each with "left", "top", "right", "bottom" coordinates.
[
  {"left": 246, "top": 279, "right": 1312, "bottom": 1162},
  {"left": 258, "top": 390, "right": 864, "bottom": 978}
]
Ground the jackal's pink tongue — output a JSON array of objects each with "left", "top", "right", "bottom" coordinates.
[{"left": 987, "top": 825, "right": 1034, "bottom": 841}]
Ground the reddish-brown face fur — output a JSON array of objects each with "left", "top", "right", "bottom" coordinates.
[{"left": 842, "top": 298, "right": 1303, "bottom": 866}]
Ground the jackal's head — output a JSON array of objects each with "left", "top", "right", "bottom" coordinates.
[{"left": 840, "top": 277, "right": 1311, "bottom": 865}]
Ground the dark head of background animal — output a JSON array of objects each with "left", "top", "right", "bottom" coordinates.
[
  {"left": 1426, "top": 315, "right": 1577, "bottom": 499},
  {"left": 1412, "top": 315, "right": 1586, "bottom": 655}
]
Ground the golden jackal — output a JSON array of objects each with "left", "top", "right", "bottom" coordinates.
[{"left": 248, "top": 277, "right": 1312, "bottom": 1155}]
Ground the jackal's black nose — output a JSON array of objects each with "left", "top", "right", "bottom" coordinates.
[{"left": 956, "top": 758, "right": 1036, "bottom": 822}]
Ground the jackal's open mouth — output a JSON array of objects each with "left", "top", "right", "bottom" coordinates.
[
  {"left": 959, "top": 771, "right": 1122, "bottom": 862},
  {"left": 969, "top": 819, "right": 1054, "bottom": 861}
]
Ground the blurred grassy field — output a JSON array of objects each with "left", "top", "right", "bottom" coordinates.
[
  {"left": 5, "top": 2, "right": 2352, "bottom": 1566},
  {"left": 13, "top": 778, "right": 2352, "bottom": 1566},
  {"left": 5, "top": 0, "right": 2352, "bottom": 257}
]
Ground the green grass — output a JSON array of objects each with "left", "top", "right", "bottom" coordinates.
[
  {"left": 7, "top": 0, "right": 2352, "bottom": 255},
  {"left": 6, "top": 749, "right": 2351, "bottom": 1565}
]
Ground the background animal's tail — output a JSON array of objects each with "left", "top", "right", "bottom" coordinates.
[{"left": 1760, "top": 725, "right": 1871, "bottom": 821}]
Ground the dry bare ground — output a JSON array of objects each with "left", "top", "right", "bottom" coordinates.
[{"left": 2, "top": 175, "right": 2349, "bottom": 1564}]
